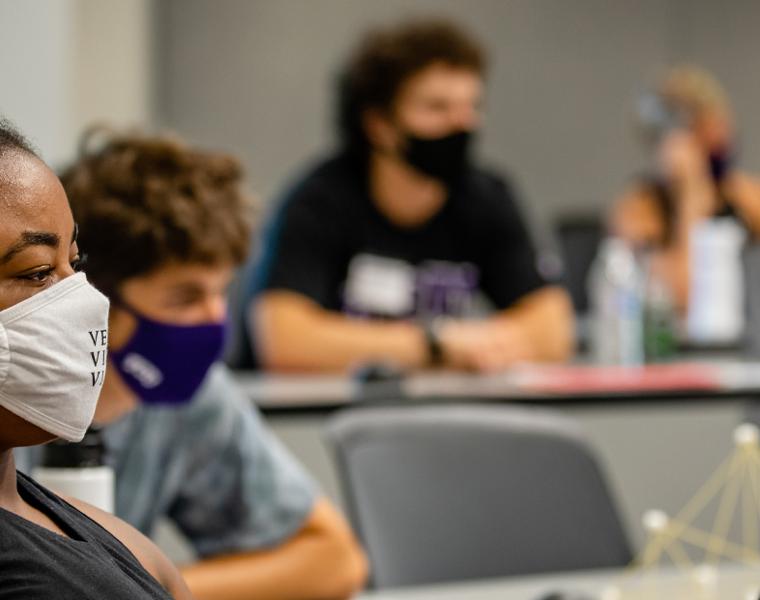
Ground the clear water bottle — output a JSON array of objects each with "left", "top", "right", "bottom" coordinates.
[
  {"left": 588, "top": 237, "right": 645, "bottom": 365},
  {"left": 33, "top": 426, "right": 115, "bottom": 513}
]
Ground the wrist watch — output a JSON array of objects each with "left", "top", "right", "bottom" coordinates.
[{"left": 422, "top": 320, "right": 444, "bottom": 366}]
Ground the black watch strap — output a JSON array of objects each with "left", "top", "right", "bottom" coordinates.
[{"left": 423, "top": 321, "right": 444, "bottom": 366}]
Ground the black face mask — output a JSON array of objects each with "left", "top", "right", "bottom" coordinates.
[
  {"left": 709, "top": 147, "right": 734, "bottom": 184},
  {"left": 401, "top": 129, "right": 473, "bottom": 185}
]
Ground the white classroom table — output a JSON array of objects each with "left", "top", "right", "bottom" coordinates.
[
  {"left": 234, "top": 358, "right": 760, "bottom": 415},
  {"left": 358, "top": 565, "right": 760, "bottom": 600}
]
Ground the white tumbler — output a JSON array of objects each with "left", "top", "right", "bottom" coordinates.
[{"left": 33, "top": 426, "right": 115, "bottom": 513}]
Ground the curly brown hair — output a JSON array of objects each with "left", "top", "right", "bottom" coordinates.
[
  {"left": 338, "top": 17, "right": 486, "bottom": 154},
  {"left": 60, "top": 129, "right": 253, "bottom": 298}
]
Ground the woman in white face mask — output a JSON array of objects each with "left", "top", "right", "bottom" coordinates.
[{"left": 0, "top": 120, "right": 193, "bottom": 600}]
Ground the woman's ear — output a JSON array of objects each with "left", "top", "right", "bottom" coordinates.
[{"left": 362, "top": 108, "right": 400, "bottom": 153}]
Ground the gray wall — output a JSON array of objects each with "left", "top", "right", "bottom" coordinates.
[
  {"left": 156, "top": 0, "right": 760, "bottom": 229},
  {"left": 0, "top": 0, "right": 76, "bottom": 166},
  {"left": 0, "top": 0, "right": 154, "bottom": 168}
]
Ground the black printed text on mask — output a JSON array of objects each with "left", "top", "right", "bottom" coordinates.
[{"left": 89, "top": 328, "right": 108, "bottom": 387}]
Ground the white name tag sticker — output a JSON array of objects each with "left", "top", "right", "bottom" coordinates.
[{"left": 343, "top": 254, "right": 415, "bottom": 317}]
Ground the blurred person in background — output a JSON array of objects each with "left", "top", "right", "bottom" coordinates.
[
  {"left": 611, "top": 66, "right": 760, "bottom": 313},
  {"left": 245, "top": 18, "right": 574, "bottom": 373},
  {"left": 18, "top": 131, "right": 367, "bottom": 600}
]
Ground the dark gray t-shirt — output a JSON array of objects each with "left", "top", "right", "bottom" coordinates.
[{"left": 1, "top": 472, "right": 172, "bottom": 600}]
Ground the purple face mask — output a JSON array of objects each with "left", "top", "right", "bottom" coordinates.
[{"left": 110, "top": 306, "right": 227, "bottom": 406}]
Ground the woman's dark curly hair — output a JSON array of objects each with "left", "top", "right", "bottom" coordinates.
[
  {"left": 337, "top": 18, "right": 486, "bottom": 156},
  {"left": 60, "top": 128, "right": 253, "bottom": 298},
  {"left": 0, "top": 118, "right": 38, "bottom": 159}
]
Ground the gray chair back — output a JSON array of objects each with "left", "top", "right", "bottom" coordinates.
[
  {"left": 744, "top": 242, "right": 760, "bottom": 356},
  {"left": 554, "top": 214, "right": 604, "bottom": 316},
  {"left": 326, "top": 404, "right": 631, "bottom": 589}
]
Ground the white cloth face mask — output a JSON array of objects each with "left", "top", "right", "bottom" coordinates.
[{"left": 0, "top": 272, "right": 110, "bottom": 442}]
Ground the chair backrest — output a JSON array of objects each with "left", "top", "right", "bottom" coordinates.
[
  {"left": 222, "top": 267, "right": 257, "bottom": 369},
  {"left": 554, "top": 214, "right": 604, "bottom": 316},
  {"left": 326, "top": 404, "right": 631, "bottom": 589}
]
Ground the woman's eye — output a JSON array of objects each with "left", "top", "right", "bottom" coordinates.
[
  {"left": 17, "top": 254, "right": 88, "bottom": 283},
  {"left": 21, "top": 268, "right": 54, "bottom": 283}
]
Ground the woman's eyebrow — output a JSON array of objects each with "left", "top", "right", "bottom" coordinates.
[{"left": 0, "top": 231, "right": 60, "bottom": 265}]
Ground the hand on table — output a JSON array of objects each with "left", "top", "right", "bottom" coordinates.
[{"left": 437, "top": 319, "right": 527, "bottom": 373}]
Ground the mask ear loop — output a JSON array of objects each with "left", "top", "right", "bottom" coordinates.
[
  {"left": 110, "top": 292, "right": 160, "bottom": 324},
  {"left": 106, "top": 297, "right": 154, "bottom": 354},
  {"left": 109, "top": 294, "right": 141, "bottom": 320}
]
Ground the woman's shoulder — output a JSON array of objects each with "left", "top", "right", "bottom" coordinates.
[{"left": 64, "top": 496, "right": 191, "bottom": 598}]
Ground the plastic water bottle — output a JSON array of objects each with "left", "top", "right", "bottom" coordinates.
[
  {"left": 588, "top": 237, "right": 644, "bottom": 365},
  {"left": 33, "top": 426, "right": 115, "bottom": 513}
]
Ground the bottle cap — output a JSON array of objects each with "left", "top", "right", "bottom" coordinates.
[{"left": 40, "top": 426, "right": 107, "bottom": 468}]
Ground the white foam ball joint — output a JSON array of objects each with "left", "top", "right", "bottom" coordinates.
[
  {"left": 692, "top": 564, "right": 718, "bottom": 588},
  {"left": 599, "top": 586, "right": 622, "bottom": 600},
  {"left": 734, "top": 423, "right": 760, "bottom": 448},
  {"left": 642, "top": 509, "right": 669, "bottom": 533},
  {"left": 744, "top": 585, "right": 760, "bottom": 600}
]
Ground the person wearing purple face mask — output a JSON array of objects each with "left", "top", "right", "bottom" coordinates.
[
  {"left": 244, "top": 18, "right": 574, "bottom": 373},
  {"left": 18, "top": 130, "right": 367, "bottom": 600},
  {"left": 612, "top": 66, "right": 760, "bottom": 313}
]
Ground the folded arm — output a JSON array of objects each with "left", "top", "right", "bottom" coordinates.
[
  {"left": 179, "top": 497, "right": 368, "bottom": 600},
  {"left": 253, "top": 286, "right": 574, "bottom": 373}
]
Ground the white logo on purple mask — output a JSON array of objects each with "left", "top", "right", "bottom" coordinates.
[{"left": 121, "top": 353, "right": 163, "bottom": 389}]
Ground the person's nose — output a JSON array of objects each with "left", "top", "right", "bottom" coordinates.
[
  {"left": 200, "top": 295, "right": 228, "bottom": 323},
  {"left": 450, "top": 103, "right": 479, "bottom": 132}
]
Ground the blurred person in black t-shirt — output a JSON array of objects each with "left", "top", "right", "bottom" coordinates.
[{"left": 245, "top": 18, "right": 574, "bottom": 372}]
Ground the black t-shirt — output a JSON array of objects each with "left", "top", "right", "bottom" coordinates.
[
  {"left": 251, "top": 153, "right": 547, "bottom": 323},
  {"left": 0, "top": 471, "right": 172, "bottom": 600}
]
